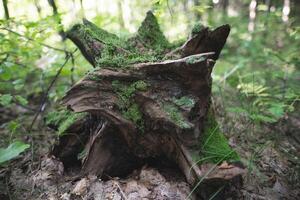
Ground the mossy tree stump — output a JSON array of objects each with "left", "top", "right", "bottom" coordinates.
[{"left": 50, "top": 11, "right": 245, "bottom": 198}]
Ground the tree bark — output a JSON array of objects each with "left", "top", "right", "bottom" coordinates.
[
  {"left": 2, "top": 0, "right": 9, "bottom": 19},
  {"left": 50, "top": 11, "right": 245, "bottom": 198}
]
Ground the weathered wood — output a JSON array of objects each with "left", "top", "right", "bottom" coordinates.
[{"left": 50, "top": 11, "right": 245, "bottom": 198}]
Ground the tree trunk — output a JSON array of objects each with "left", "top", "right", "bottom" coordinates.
[
  {"left": 34, "top": 0, "right": 42, "bottom": 18},
  {"left": 2, "top": 0, "right": 9, "bottom": 19},
  {"left": 49, "top": 11, "right": 245, "bottom": 198},
  {"left": 248, "top": 0, "right": 257, "bottom": 32}
]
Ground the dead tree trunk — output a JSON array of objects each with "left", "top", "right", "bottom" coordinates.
[{"left": 50, "top": 11, "right": 245, "bottom": 198}]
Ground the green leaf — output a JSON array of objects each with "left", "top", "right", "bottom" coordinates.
[
  {"left": 15, "top": 95, "right": 28, "bottom": 106},
  {"left": 0, "top": 141, "right": 30, "bottom": 165},
  {"left": 13, "top": 79, "right": 24, "bottom": 90},
  {"left": 0, "top": 94, "right": 13, "bottom": 106},
  {"left": 268, "top": 104, "right": 284, "bottom": 118},
  {"left": 7, "top": 120, "right": 20, "bottom": 133},
  {"left": 226, "top": 107, "right": 247, "bottom": 114},
  {"left": 250, "top": 114, "right": 277, "bottom": 123}
]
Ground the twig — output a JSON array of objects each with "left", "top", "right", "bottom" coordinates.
[
  {"left": 114, "top": 180, "right": 128, "bottom": 200},
  {"left": 28, "top": 49, "right": 76, "bottom": 171},
  {"left": 219, "top": 64, "right": 241, "bottom": 83},
  {"left": 0, "top": 27, "right": 69, "bottom": 53},
  {"left": 70, "top": 52, "right": 75, "bottom": 85},
  {"left": 29, "top": 49, "right": 77, "bottom": 131},
  {"left": 82, "top": 121, "right": 107, "bottom": 165}
]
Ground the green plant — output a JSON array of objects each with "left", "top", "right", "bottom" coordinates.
[
  {"left": 226, "top": 80, "right": 298, "bottom": 123},
  {"left": 0, "top": 94, "right": 12, "bottom": 106},
  {"left": 46, "top": 109, "right": 87, "bottom": 136},
  {"left": 0, "top": 93, "right": 29, "bottom": 107},
  {"left": 187, "top": 149, "right": 236, "bottom": 200},
  {"left": 0, "top": 141, "right": 30, "bottom": 165},
  {"left": 197, "top": 112, "right": 239, "bottom": 164}
]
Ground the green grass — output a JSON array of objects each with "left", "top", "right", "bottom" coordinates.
[{"left": 192, "top": 111, "right": 240, "bottom": 164}]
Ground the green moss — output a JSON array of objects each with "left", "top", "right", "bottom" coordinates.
[
  {"left": 112, "top": 80, "right": 148, "bottom": 100},
  {"left": 134, "top": 80, "right": 148, "bottom": 91},
  {"left": 196, "top": 112, "right": 240, "bottom": 164},
  {"left": 46, "top": 110, "right": 69, "bottom": 127},
  {"left": 69, "top": 12, "right": 172, "bottom": 69},
  {"left": 173, "top": 96, "right": 195, "bottom": 108},
  {"left": 81, "top": 19, "right": 125, "bottom": 47},
  {"left": 186, "top": 54, "right": 207, "bottom": 64},
  {"left": 135, "top": 11, "right": 170, "bottom": 51},
  {"left": 163, "top": 104, "right": 192, "bottom": 129},
  {"left": 46, "top": 109, "right": 87, "bottom": 136},
  {"left": 122, "top": 103, "right": 144, "bottom": 132},
  {"left": 112, "top": 80, "right": 148, "bottom": 132},
  {"left": 87, "top": 72, "right": 102, "bottom": 81},
  {"left": 191, "top": 23, "right": 204, "bottom": 36},
  {"left": 96, "top": 51, "right": 157, "bottom": 68}
]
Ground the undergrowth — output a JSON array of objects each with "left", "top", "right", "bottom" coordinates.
[
  {"left": 192, "top": 111, "right": 240, "bottom": 164},
  {"left": 45, "top": 109, "right": 87, "bottom": 136}
]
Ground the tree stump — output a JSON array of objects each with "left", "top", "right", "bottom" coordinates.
[{"left": 49, "top": 11, "right": 245, "bottom": 198}]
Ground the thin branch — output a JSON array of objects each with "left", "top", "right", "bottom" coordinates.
[
  {"left": 115, "top": 181, "right": 128, "bottom": 200},
  {"left": 29, "top": 48, "right": 77, "bottom": 131},
  {"left": 0, "top": 27, "right": 69, "bottom": 53},
  {"left": 70, "top": 52, "right": 75, "bottom": 85}
]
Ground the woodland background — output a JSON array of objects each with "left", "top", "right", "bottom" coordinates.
[{"left": 0, "top": 0, "right": 299, "bottom": 199}]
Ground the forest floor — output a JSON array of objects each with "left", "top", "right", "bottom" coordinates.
[{"left": 0, "top": 96, "right": 299, "bottom": 200}]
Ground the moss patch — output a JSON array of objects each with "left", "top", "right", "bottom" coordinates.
[
  {"left": 112, "top": 80, "right": 148, "bottom": 132},
  {"left": 134, "top": 11, "right": 170, "bottom": 51},
  {"left": 69, "top": 11, "right": 185, "bottom": 69},
  {"left": 81, "top": 19, "right": 124, "bottom": 47},
  {"left": 172, "top": 96, "right": 195, "bottom": 108},
  {"left": 193, "top": 112, "right": 240, "bottom": 164},
  {"left": 163, "top": 103, "right": 192, "bottom": 129},
  {"left": 87, "top": 72, "right": 102, "bottom": 81},
  {"left": 96, "top": 50, "right": 157, "bottom": 69},
  {"left": 122, "top": 103, "right": 144, "bottom": 132},
  {"left": 186, "top": 54, "right": 207, "bottom": 64},
  {"left": 46, "top": 109, "right": 86, "bottom": 136},
  {"left": 191, "top": 22, "right": 204, "bottom": 36}
]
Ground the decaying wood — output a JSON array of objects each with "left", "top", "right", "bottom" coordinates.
[{"left": 50, "top": 11, "right": 245, "bottom": 198}]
